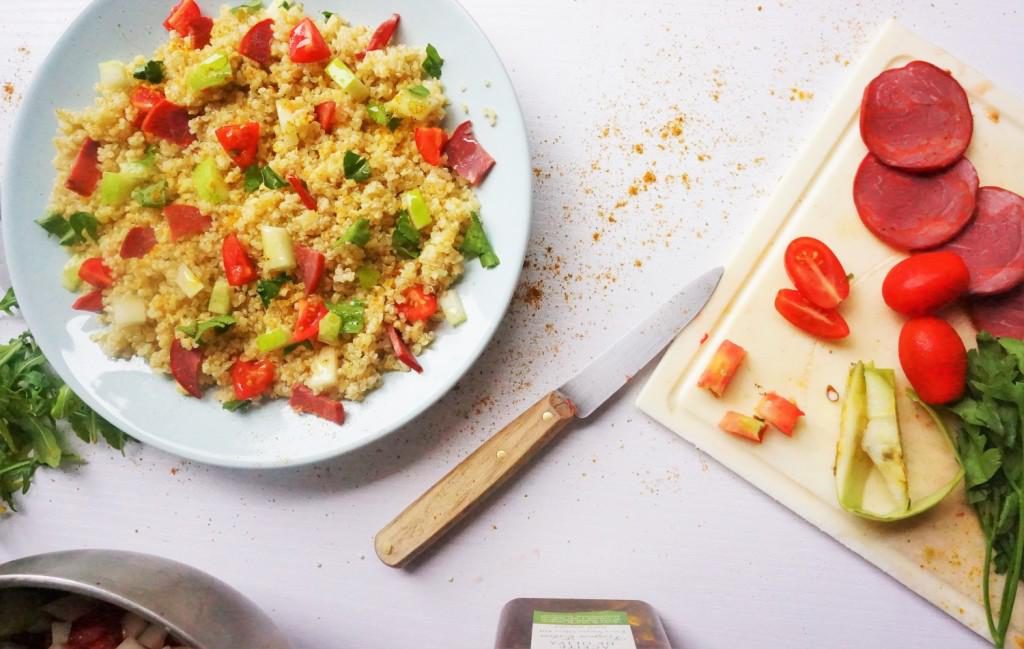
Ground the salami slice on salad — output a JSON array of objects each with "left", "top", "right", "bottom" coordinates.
[{"left": 941, "top": 187, "right": 1024, "bottom": 296}]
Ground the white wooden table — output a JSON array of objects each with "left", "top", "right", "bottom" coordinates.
[{"left": 1, "top": 1, "right": 1022, "bottom": 647}]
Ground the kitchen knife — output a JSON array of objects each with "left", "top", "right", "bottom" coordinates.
[{"left": 374, "top": 266, "right": 724, "bottom": 567}]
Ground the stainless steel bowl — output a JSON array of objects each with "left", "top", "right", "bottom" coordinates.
[{"left": 0, "top": 549, "right": 292, "bottom": 649}]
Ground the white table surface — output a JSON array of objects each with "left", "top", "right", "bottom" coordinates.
[{"left": 1, "top": 1, "right": 1022, "bottom": 647}]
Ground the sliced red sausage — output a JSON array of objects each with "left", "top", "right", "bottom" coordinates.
[
  {"left": 119, "top": 226, "right": 157, "bottom": 259},
  {"left": 853, "top": 153, "right": 978, "bottom": 250},
  {"left": 444, "top": 121, "right": 495, "bottom": 186},
  {"left": 970, "top": 285, "right": 1024, "bottom": 339},
  {"left": 941, "top": 187, "right": 1024, "bottom": 295},
  {"left": 170, "top": 338, "right": 203, "bottom": 398},
  {"left": 141, "top": 100, "right": 195, "bottom": 146},
  {"left": 294, "top": 244, "right": 325, "bottom": 294},
  {"left": 860, "top": 60, "right": 973, "bottom": 172},
  {"left": 290, "top": 385, "right": 345, "bottom": 425},
  {"left": 164, "top": 204, "right": 212, "bottom": 241}
]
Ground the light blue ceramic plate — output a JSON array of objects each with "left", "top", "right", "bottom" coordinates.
[{"left": 2, "top": 0, "right": 530, "bottom": 468}]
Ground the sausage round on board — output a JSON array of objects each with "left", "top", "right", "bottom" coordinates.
[
  {"left": 970, "top": 285, "right": 1024, "bottom": 339},
  {"left": 853, "top": 153, "right": 978, "bottom": 250},
  {"left": 941, "top": 186, "right": 1024, "bottom": 295},
  {"left": 859, "top": 60, "right": 973, "bottom": 172}
]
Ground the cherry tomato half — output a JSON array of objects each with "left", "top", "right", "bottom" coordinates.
[
  {"left": 414, "top": 127, "right": 447, "bottom": 166},
  {"left": 356, "top": 13, "right": 400, "bottom": 60},
  {"left": 78, "top": 257, "right": 114, "bottom": 289},
  {"left": 163, "top": 0, "right": 201, "bottom": 36},
  {"left": 397, "top": 285, "right": 438, "bottom": 322},
  {"left": 774, "top": 288, "right": 849, "bottom": 339},
  {"left": 784, "top": 237, "right": 850, "bottom": 309},
  {"left": 292, "top": 298, "right": 329, "bottom": 343},
  {"left": 882, "top": 251, "right": 970, "bottom": 317},
  {"left": 230, "top": 358, "right": 276, "bottom": 400},
  {"left": 215, "top": 122, "right": 261, "bottom": 168},
  {"left": 898, "top": 316, "right": 967, "bottom": 405},
  {"left": 314, "top": 101, "right": 336, "bottom": 133},
  {"left": 288, "top": 18, "right": 330, "bottom": 63},
  {"left": 221, "top": 233, "right": 257, "bottom": 286}
]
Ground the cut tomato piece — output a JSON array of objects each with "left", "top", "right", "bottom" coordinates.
[
  {"left": 163, "top": 0, "right": 201, "bottom": 36},
  {"left": 119, "top": 226, "right": 157, "bottom": 259},
  {"left": 286, "top": 174, "right": 317, "bottom": 210},
  {"left": 754, "top": 392, "right": 805, "bottom": 436},
  {"left": 774, "top": 288, "right": 850, "bottom": 340},
  {"left": 356, "top": 13, "right": 400, "bottom": 60},
  {"left": 290, "top": 384, "right": 345, "bottom": 424},
  {"left": 238, "top": 17, "right": 275, "bottom": 66},
  {"left": 414, "top": 127, "right": 447, "bottom": 166},
  {"left": 386, "top": 324, "right": 422, "bottom": 373},
  {"left": 696, "top": 339, "right": 746, "bottom": 397},
  {"left": 784, "top": 237, "right": 850, "bottom": 309},
  {"left": 314, "top": 101, "right": 336, "bottom": 132},
  {"left": 230, "top": 358, "right": 275, "bottom": 400},
  {"left": 294, "top": 244, "right": 325, "bottom": 294},
  {"left": 719, "top": 411, "right": 766, "bottom": 443},
  {"left": 288, "top": 18, "right": 330, "bottom": 63},
  {"left": 72, "top": 288, "right": 104, "bottom": 313},
  {"left": 130, "top": 86, "right": 165, "bottom": 127},
  {"left": 170, "top": 338, "right": 204, "bottom": 398},
  {"left": 164, "top": 204, "right": 212, "bottom": 241},
  {"left": 292, "top": 298, "right": 329, "bottom": 342},
  {"left": 221, "top": 233, "right": 257, "bottom": 286},
  {"left": 215, "top": 122, "right": 261, "bottom": 168},
  {"left": 65, "top": 137, "right": 102, "bottom": 197},
  {"left": 141, "top": 100, "right": 195, "bottom": 146},
  {"left": 78, "top": 257, "right": 113, "bottom": 288},
  {"left": 187, "top": 15, "right": 214, "bottom": 49},
  {"left": 397, "top": 285, "right": 438, "bottom": 322}
]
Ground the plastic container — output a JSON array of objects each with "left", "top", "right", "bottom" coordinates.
[{"left": 494, "top": 598, "right": 672, "bottom": 649}]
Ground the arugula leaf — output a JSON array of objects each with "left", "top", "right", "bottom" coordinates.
[
  {"left": 340, "top": 218, "right": 371, "bottom": 247},
  {"left": 223, "top": 399, "right": 251, "bottom": 412},
  {"left": 231, "top": 0, "right": 264, "bottom": 14},
  {"left": 407, "top": 84, "right": 429, "bottom": 98},
  {"left": 343, "top": 151, "right": 371, "bottom": 182},
  {"left": 328, "top": 300, "right": 365, "bottom": 333},
  {"left": 461, "top": 212, "right": 500, "bottom": 268},
  {"left": 261, "top": 165, "right": 288, "bottom": 189},
  {"left": 177, "top": 315, "right": 237, "bottom": 342},
  {"left": 132, "top": 60, "right": 165, "bottom": 83},
  {"left": 0, "top": 288, "right": 16, "bottom": 315},
  {"left": 391, "top": 211, "right": 420, "bottom": 259},
  {"left": 422, "top": 44, "right": 444, "bottom": 79},
  {"left": 257, "top": 274, "right": 292, "bottom": 306}
]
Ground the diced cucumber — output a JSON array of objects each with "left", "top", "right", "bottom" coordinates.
[
  {"left": 119, "top": 160, "right": 153, "bottom": 181},
  {"left": 387, "top": 85, "right": 435, "bottom": 120},
  {"left": 111, "top": 295, "right": 147, "bottom": 328},
  {"left": 257, "top": 327, "right": 290, "bottom": 353},
  {"left": 186, "top": 51, "right": 233, "bottom": 91},
  {"left": 860, "top": 367, "right": 909, "bottom": 510},
  {"left": 439, "top": 289, "right": 467, "bottom": 326},
  {"left": 61, "top": 254, "right": 85, "bottom": 291},
  {"left": 99, "top": 172, "right": 143, "bottom": 205},
  {"left": 132, "top": 180, "right": 169, "bottom": 208},
  {"left": 98, "top": 60, "right": 131, "bottom": 89},
  {"left": 403, "top": 189, "right": 431, "bottom": 229},
  {"left": 208, "top": 278, "right": 232, "bottom": 315},
  {"left": 193, "top": 157, "right": 229, "bottom": 205},
  {"left": 355, "top": 265, "right": 380, "bottom": 289},
  {"left": 175, "top": 264, "right": 204, "bottom": 298},
  {"left": 317, "top": 311, "right": 342, "bottom": 344},
  {"left": 307, "top": 346, "right": 339, "bottom": 392},
  {"left": 326, "top": 59, "right": 369, "bottom": 101},
  {"left": 260, "top": 225, "right": 296, "bottom": 272}
]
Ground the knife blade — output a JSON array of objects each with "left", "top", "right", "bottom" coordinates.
[{"left": 375, "top": 267, "right": 724, "bottom": 567}]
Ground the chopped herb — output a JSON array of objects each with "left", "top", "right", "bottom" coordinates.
[
  {"left": 461, "top": 212, "right": 500, "bottom": 268},
  {"left": 37, "top": 212, "right": 98, "bottom": 247},
  {"left": 132, "top": 180, "right": 169, "bottom": 208},
  {"left": 261, "top": 165, "right": 288, "bottom": 189},
  {"left": 132, "top": 60, "right": 165, "bottom": 84},
  {"left": 231, "top": 0, "right": 264, "bottom": 14},
  {"left": 222, "top": 399, "right": 251, "bottom": 412},
  {"left": 328, "top": 300, "right": 366, "bottom": 333},
  {"left": 392, "top": 211, "right": 421, "bottom": 259},
  {"left": 68, "top": 212, "right": 99, "bottom": 243},
  {"left": 367, "top": 103, "right": 401, "bottom": 130},
  {"left": 0, "top": 288, "right": 17, "bottom": 315},
  {"left": 177, "top": 315, "right": 237, "bottom": 342},
  {"left": 422, "top": 44, "right": 444, "bottom": 79},
  {"left": 243, "top": 165, "right": 264, "bottom": 192},
  {"left": 283, "top": 340, "right": 314, "bottom": 355},
  {"left": 321, "top": 10, "right": 335, "bottom": 20},
  {"left": 0, "top": 332, "right": 127, "bottom": 512},
  {"left": 343, "top": 151, "right": 371, "bottom": 182},
  {"left": 340, "top": 219, "right": 371, "bottom": 246},
  {"left": 355, "top": 265, "right": 380, "bottom": 289},
  {"left": 407, "top": 84, "right": 430, "bottom": 98},
  {"left": 256, "top": 274, "right": 292, "bottom": 306},
  {"left": 280, "top": 0, "right": 292, "bottom": 8}
]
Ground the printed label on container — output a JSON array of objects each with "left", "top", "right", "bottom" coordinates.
[{"left": 531, "top": 611, "right": 637, "bottom": 649}]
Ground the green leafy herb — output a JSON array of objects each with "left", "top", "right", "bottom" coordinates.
[
  {"left": 328, "top": 300, "right": 365, "bottom": 334},
  {"left": 261, "top": 165, "right": 288, "bottom": 189},
  {"left": 321, "top": 10, "right": 335, "bottom": 20},
  {"left": 0, "top": 288, "right": 16, "bottom": 315},
  {"left": 391, "top": 211, "right": 421, "bottom": 259},
  {"left": 177, "top": 315, "right": 237, "bottom": 342},
  {"left": 343, "top": 151, "right": 371, "bottom": 182},
  {"left": 367, "top": 103, "right": 401, "bottom": 130},
  {"left": 461, "top": 212, "right": 500, "bottom": 268},
  {"left": 223, "top": 399, "right": 251, "bottom": 412},
  {"left": 0, "top": 332, "right": 127, "bottom": 512},
  {"left": 231, "top": 0, "right": 264, "bottom": 14},
  {"left": 422, "top": 44, "right": 444, "bottom": 79},
  {"left": 68, "top": 212, "right": 99, "bottom": 243},
  {"left": 949, "top": 332, "right": 1024, "bottom": 647},
  {"left": 280, "top": 1, "right": 293, "bottom": 8},
  {"left": 132, "top": 180, "right": 169, "bottom": 208},
  {"left": 256, "top": 274, "right": 292, "bottom": 307},
  {"left": 37, "top": 212, "right": 98, "bottom": 247},
  {"left": 243, "top": 165, "right": 264, "bottom": 192},
  {"left": 132, "top": 60, "right": 165, "bottom": 84},
  {"left": 407, "top": 84, "right": 429, "bottom": 98},
  {"left": 340, "top": 219, "right": 371, "bottom": 247},
  {"left": 355, "top": 265, "right": 380, "bottom": 290}
]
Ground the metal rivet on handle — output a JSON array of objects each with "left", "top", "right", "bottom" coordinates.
[
  {"left": 542, "top": 411, "right": 554, "bottom": 421},
  {"left": 496, "top": 449, "right": 507, "bottom": 460}
]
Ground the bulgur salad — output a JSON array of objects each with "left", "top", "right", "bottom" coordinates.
[{"left": 40, "top": 0, "right": 500, "bottom": 425}]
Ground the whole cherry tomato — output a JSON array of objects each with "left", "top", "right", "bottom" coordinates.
[
  {"left": 898, "top": 316, "right": 967, "bottom": 404},
  {"left": 882, "top": 251, "right": 970, "bottom": 317}
]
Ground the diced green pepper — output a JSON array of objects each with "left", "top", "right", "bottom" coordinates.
[
  {"left": 355, "top": 265, "right": 380, "bottom": 289},
  {"left": 99, "top": 172, "right": 143, "bottom": 205},
  {"left": 403, "top": 189, "right": 431, "bottom": 229},
  {"left": 132, "top": 180, "right": 169, "bottom": 208},
  {"left": 341, "top": 218, "right": 371, "bottom": 246},
  {"left": 317, "top": 312, "right": 342, "bottom": 344},
  {"left": 328, "top": 300, "right": 365, "bottom": 333},
  {"left": 187, "top": 52, "right": 233, "bottom": 91},
  {"left": 257, "top": 328, "right": 291, "bottom": 353},
  {"left": 193, "top": 157, "right": 229, "bottom": 205},
  {"left": 326, "top": 59, "right": 369, "bottom": 101},
  {"left": 208, "top": 278, "right": 232, "bottom": 315}
]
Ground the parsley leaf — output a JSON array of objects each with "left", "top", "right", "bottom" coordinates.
[
  {"left": 0, "top": 288, "right": 17, "bottom": 315},
  {"left": 261, "top": 165, "right": 288, "bottom": 189},
  {"left": 407, "top": 84, "right": 430, "bottom": 98},
  {"left": 231, "top": 0, "right": 264, "bottom": 14},
  {"left": 177, "top": 315, "right": 237, "bottom": 343},
  {"left": 391, "top": 211, "right": 421, "bottom": 259},
  {"left": 244, "top": 165, "right": 264, "bottom": 192},
  {"left": 340, "top": 219, "right": 371, "bottom": 247},
  {"left": 328, "top": 300, "right": 366, "bottom": 333},
  {"left": 461, "top": 212, "right": 500, "bottom": 268},
  {"left": 223, "top": 399, "right": 251, "bottom": 412},
  {"left": 37, "top": 212, "right": 98, "bottom": 247},
  {"left": 322, "top": 10, "right": 335, "bottom": 20},
  {"left": 69, "top": 212, "right": 99, "bottom": 243},
  {"left": 256, "top": 274, "right": 292, "bottom": 306},
  {"left": 132, "top": 60, "right": 165, "bottom": 84},
  {"left": 422, "top": 44, "right": 444, "bottom": 79},
  {"left": 343, "top": 151, "right": 371, "bottom": 182}
]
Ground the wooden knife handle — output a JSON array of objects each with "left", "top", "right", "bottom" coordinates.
[{"left": 374, "top": 390, "right": 577, "bottom": 568}]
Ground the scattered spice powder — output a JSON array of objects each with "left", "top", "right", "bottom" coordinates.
[
  {"left": 988, "top": 108, "right": 1000, "bottom": 123},
  {"left": 642, "top": 170, "right": 657, "bottom": 184},
  {"left": 1, "top": 82, "right": 15, "bottom": 104},
  {"left": 789, "top": 87, "right": 814, "bottom": 101},
  {"left": 633, "top": 143, "right": 644, "bottom": 154}
]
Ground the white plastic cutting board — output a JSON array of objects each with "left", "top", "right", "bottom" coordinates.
[{"left": 637, "top": 20, "right": 1024, "bottom": 643}]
